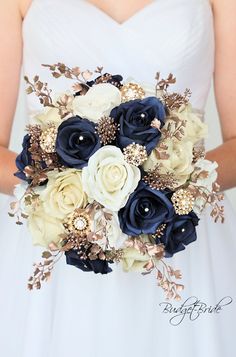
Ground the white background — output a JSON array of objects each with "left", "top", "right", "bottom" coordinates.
[{"left": 0, "top": 76, "right": 236, "bottom": 211}]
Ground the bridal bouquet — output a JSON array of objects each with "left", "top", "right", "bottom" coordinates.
[{"left": 10, "top": 63, "right": 224, "bottom": 300}]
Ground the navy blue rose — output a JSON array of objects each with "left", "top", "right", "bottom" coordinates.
[
  {"left": 65, "top": 250, "right": 113, "bottom": 274},
  {"left": 56, "top": 116, "right": 101, "bottom": 169},
  {"left": 14, "top": 134, "right": 32, "bottom": 182},
  {"left": 118, "top": 181, "right": 175, "bottom": 236},
  {"left": 156, "top": 211, "right": 199, "bottom": 257},
  {"left": 110, "top": 97, "right": 166, "bottom": 154}
]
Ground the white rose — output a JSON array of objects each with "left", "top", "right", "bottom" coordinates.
[
  {"left": 41, "top": 169, "right": 88, "bottom": 220},
  {"left": 170, "top": 104, "right": 208, "bottom": 144},
  {"left": 143, "top": 139, "right": 194, "bottom": 186},
  {"left": 27, "top": 204, "right": 64, "bottom": 248},
  {"left": 92, "top": 209, "right": 128, "bottom": 250},
  {"left": 72, "top": 83, "right": 121, "bottom": 122},
  {"left": 82, "top": 146, "right": 141, "bottom": 211}
]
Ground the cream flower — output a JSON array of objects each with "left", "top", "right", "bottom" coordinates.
[
  {"left": 122, "top": 236, "right": 151, "bottom": 272},
  {"left": 143, "top": 139, "right": 194, "bottom": 186},
  {"left": 92, "top": 209, "right": 128, "bottom": 250},
  {"left": 82, "top": 146, "right": 141, "bottom": 211},
  {"left": 31, "top": 107, "right": 62, "bottom": 129},
  {"left": 72, "top": 83, "right": 121, "bottom": 122},
  {"left": 41, "top": 169, "right": 88, "bottom": 220},
  {"left": 27, "top": 203, "right": 64, "bottom": 248},
  {"left": 170, "top": 104, "right": 208, "bottom": 144}
]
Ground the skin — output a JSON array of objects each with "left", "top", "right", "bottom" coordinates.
[{"left": 0, "top": 0, "right": 236, "bottom": 195}]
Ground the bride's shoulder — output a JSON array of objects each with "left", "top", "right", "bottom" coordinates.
[{"left": 19, "top": 0, "right": 33, "bottom": 19}]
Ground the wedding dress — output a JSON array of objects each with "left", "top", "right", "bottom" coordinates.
[{"left": 0, "top": 0, "right": 236, "bottom": 356}]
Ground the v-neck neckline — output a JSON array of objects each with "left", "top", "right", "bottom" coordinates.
[{"left": 84, "top": 0, "right": 157, "bottom": 26}]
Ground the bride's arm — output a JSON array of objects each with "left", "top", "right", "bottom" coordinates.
[
  {"left": 0, "top": 0, "right": 31, "bottom": 196},
  {"left": 0, "top": 0, "right": 25, "bottom": 195},
  {"left": 206, "top": 0, "right": 236, "bottom": 191}
]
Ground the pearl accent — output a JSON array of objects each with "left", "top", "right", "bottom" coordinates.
[{"left": 74, "top": 217, "right": 87, "bottom": 230}]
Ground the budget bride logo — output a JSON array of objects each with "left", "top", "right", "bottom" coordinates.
[{"left": 159, "top": 296, "right": 233, "bottom": 326}]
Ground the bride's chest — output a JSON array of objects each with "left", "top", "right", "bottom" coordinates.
[{"left": 22, "top": 0, "right": 214, "bottom": 110}]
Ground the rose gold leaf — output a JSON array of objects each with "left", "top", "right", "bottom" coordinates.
[
  {"left": 64, "top": 71, "right": 73, "bottom": 79},
  {"left": 198, "top": 170, "right": 209, "bottom": 179},
  {"left": 104, "top": 212, "right": 113, "bottom": 221},
  {"left": 176, "top": 284, "right": 184, "bottom": 292},
  {"left": 34, "top": 268, "right": 40, "bottom": 276},
  {"left": 35, "top": 81, "right": 44, "bottom": 91},
  {"left": 52, "top": 72, "right": 61, "bottom": 78},
  {"left": 26, "top": 86, "right": 33, "bottom": 94},
  {"left": 173, "top": 270, "right": 182, "bottom": 279},
  {"left": 42, "top": 251, "right": 52, "bottom": 259},
  {"left": 44, "top": 272, "right": 51, "bottom": 281},
  {"left": 143, "top": 260, "right": 154, "bottom": 271},
  {"left": 82, "top": 70, "right": 93, "bottom": 81},
  {"left": 175, "top": 294, "right": 182, "bottom": 301},
  {"left": 71, "top": 67, "right": 81, "bottom": 77}
]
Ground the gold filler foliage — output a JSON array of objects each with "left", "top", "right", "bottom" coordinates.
[
  {"left": 123, "top": 143, "right": 148, "bottom": 167},
  {"left": 120, "top": 82, "right": 145, "bottom": 102},
  {"left": 28, "top": 250, "right": 63, "bottom": 290},
  {"left": 171, "top": 188, "right": 195, "bottom": 215},
  {"left": 161, "top": 113, "right": 187, "bottom": 141},
  {"left": 151, "top": 224, "right": 167, "bottom": 239},
  {"left": 96, "top": 116, "right": 119, "bottom": 145},
  {"left": 156, "top": 261, "right": 184, "bottom": 301},
  {"left": 144, "top": 164, "right": 179, "bottom": 190},
  {"left": 24, "top": 75, "right": 54, "bottom": 107},
  {"left": 24, "top": 124, "right": 60, "bottom": 185},
  {"left": 155, "top": 72, "right": 191, "bottom": 110},
  {"left": 125, "top": 237, "right": 183, "bottom": 300},
  {"left": 42, "top": 63, "right": 92, "bottom": 88},
  {"left": 39, "top": 124, "right": 57, "bottom": 153}
]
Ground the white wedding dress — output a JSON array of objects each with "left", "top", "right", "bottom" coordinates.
[{"left": 0, "top": 0, "right": 236, "bottom": 356}]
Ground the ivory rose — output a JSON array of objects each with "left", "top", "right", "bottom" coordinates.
[
  {"left": 41, "top": 169, "right": 88, "bottom": 220},
  {"left": 82, "top": 146, "right": 141, "bottom": 211},
  {"left": 72, "top": 83, "right": 121, "bottom": 122},
  {"left": 143, "top": 139, "right": 194, "bottom": 186}
]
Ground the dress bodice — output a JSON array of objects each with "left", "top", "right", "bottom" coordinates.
[{"left": 22, "top": 0, "right": 214, "bottom": 112}]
